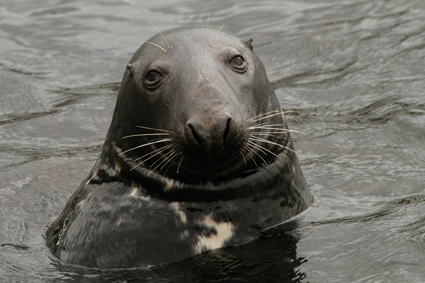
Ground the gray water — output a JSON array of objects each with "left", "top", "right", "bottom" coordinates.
[{"left": 1, "top": 0, "right": 424, "bottom": 282}]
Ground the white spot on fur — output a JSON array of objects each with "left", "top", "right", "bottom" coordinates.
[
  {"left": 163, "top": 178, "right": 183, "bottom": 190},
  {"left": 86, "top": 170, "right": 98, "bottom": 184},
  {"left": 164, "top": 179, "right": 175, "bottom": 190},
  {"left": 115, "top": 162, "right": 121, "bottom": 173},
  {"left": 180, "top": 230, "right": 190, "bottom": 239},
  {"left": 194, "top": 214, "right": 233, "bottom": 254},
  {"left": 116, "top": 216, "right": 125, "bottom": 226},
  {"left": 130, "top": 187, "right": 151, "bottom": 201},
  {"left": 170, "top": 202, "right": 187, "bottom": 224}
]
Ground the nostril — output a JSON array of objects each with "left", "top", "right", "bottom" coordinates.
[
  {"left": 223, "top": 118, "right": 231, "bottom": 146},
  {"left": 188, "top": 123, "right": 204, "bottom": 149}
]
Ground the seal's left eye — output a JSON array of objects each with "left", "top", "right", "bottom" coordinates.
[
  {"left": 146, "top": 70, "right": 162, "bottom": 86},
  {"left": 228, "top": 55, "right": 247, "bottom": 72}
]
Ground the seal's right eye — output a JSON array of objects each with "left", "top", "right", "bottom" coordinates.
[
  {"left": 228, "top": 55, "right": 247, "bottom": 73},
  {"left": 145, "top": 70, "right": 162, "bottom": 87}
]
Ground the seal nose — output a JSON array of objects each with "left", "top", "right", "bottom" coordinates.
[{"left": 185, "top": 116, "right": 238, "bottom": 158}]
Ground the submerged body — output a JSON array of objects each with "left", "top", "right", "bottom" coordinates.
[{"left": 46, "top": 26, "right": 313, "bottom": 268}]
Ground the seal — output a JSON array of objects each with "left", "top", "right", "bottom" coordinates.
[{"left": 46, "top": 26, "right": 313, "bottom": 269}]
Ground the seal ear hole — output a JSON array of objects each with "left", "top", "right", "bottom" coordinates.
[
  {"left": 145, "top": 70, "right": 163, "bottom": 87},
  {"left": 228, "top": 55, "right": 247, "bottom": 73},
  {"left": 241, "top": 38, "right": 253, "bottom": 50}
]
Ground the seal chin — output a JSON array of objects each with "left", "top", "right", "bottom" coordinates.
[{"left": 114, "top": 138, "right": 292, "bottom": 195}]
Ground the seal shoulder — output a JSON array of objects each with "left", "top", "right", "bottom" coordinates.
[{"left": 47, "top": 182, "right": 195, "bottom": 267}]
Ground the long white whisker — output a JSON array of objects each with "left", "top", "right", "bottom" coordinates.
[
  {"left": 249, "top": 137, "right": 296, "bottom": 153},
  {"left": 161, "top": 151, "right": 179, "bottom": 171},
  {"left": 246, "top": 143, "right": 268, "bottom": 165},
  {"left": 176, "top": 156, "right": 184, "bottom": 174},
  {"left": 133, "top": 144, "right": 173, "bottom": 162},
  {"left": 148, "top": 146, "right": 175, "bottom": 167},
  {"left": 247, "top": 112, "right": 281, "bottom": 124},
  {"left": 130, "top": 145, "right": 173, "bottom": 171},
  {"left": 147, "top": 150, "right": 177, "bottom": 177},
  {"left": 250, "top": 129, "right": 306, "bottom": 135},
  {"left": 122, "top": 133, "right": 170, "bottom": 139},
  {"left": 247, "top": 141, "right": 268, "bottom": 156},
  {"left": 119, "top": 138, "right": 171, "bottom": 156},
  {"left": 136, "top": 126, "right": 174, "bottom": 133},
  {"left": 147, "top": 21, "right": 171, "bottom": 49},
  {"left": 242, "top": 144, "right": 257, "bottom": 166},
  {"left": 246, "top": 110, "right": 279, "bottom": 123},
  {"left": 248, "top": 140, "right": 281, "bottom": 159},
  {"left": 247, "top": 123, "right": 288, "bottom": 129},
  {"left": 145, "top": 41, "right": 166, "bottom": 52},
  {"left": 240, "top": 150, "right": 247, "bottom": 166},
  {"left": 164, "top": 151, "right": 181, "bottom": 176},
  {"left": 247, "top": 127, "right": 288, "bottom": 132},
  {"left": 246, "top": 110, "right": 294, "bottom": 124}
]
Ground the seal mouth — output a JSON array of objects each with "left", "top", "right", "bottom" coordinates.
[
  {"left": 115, "top": 127, "right": 290, "bottom": 183},
  {"left": 114, "top": 137, "right": 296, "bottom": 201}
]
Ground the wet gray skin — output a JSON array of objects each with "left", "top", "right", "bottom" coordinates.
[{"left": 46, "top": 26, "right": 312, "bottom": 268}]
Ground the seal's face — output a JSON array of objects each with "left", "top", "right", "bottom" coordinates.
[{"left": 105, "top": 26, "right": 289, "bottom": 183}]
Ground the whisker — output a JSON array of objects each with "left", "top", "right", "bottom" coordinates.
[
  {"left": 246, "top": 110, "right": 295, "bottom": 124},
  {"left": 248, "top": 140, "right": 281, "bottom": 160},
  {"left": 247, "top": 111, "right": 281, "bottom": 124},
  {"left": 147, "top": 150, "right": 177, "bottom": 177},
  {"left": 213, "top": 24, "right": 225, "bottom": 42},
  {"left": 176, "top": 156, "right": 184, "bottom": 174},
  {"left": 130, "top": 145, "right": 173, "bottom": 171},
  {"left": 163, "top": 151, "right": 181, "bottom": 176},
  {"left": 147, "top": 21, "right": 171, "bottom": 49},
  {"left": 242, "top": 144, "right": 257, "bottom": 166},
  {"left": 247, "top": 139, "right": 267, "bottom": 156},
  {"left": 160, "top": 150, "right": 178, "bottom": 170},
  {"left": 148, "top": 145, "right": 176, "bottom": 167},
  {"left": 136, "top": 126, "right": 174, "bottom": 133},
  {"left": 133, "top": 144, "right": 173, "bottom": 162},
  {"left": 247, "top": 123, "right": 288, "bottom": 129},
  {"left": 245, "top": 110, "right": 279, "bottom": 123},
  {"left": 247, "top": 127, "right": 288, "bottom": 132},
  {"left": 119, "top": 138, "right": 171, "bottom": 156},
  {"left": 239, "top": 149, "right": 247, "bottom": 166},
  {"left": 249, "top": 132, "right": 289, "bottom": 135},
  {"left": 250, "top": 129, "right": 306, "bottom": 135},
  {"left": 206, "top": 11, "right": 210, "bottom": 40},
  {"left": 247, "top": 141, "right": 268, "bottom": 156},
  {"left": 145, "top": 41, "right": 166, "bottom": 52},
  {"left": 122, "top": 133, "right": 170, "bottom": 139},
  {"left": 249, "top": 136, "right": 296, "bottom": 153},
  {"left": 250, "top": 122, "right": 269, "bottom": 127},
  {"left": 246, "top": 143, "right": 268, "bottom": 165}
]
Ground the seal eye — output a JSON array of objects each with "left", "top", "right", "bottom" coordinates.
[
  {"left": 229, "top": 55, "right": 247, "bottom": 72},
  {"left": 145, "top": 70, "right": 162, "bottom": 87}
]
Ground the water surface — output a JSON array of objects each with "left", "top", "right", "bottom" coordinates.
[{"left": 1, "top": 0, "right": 425, "bottom": 282}]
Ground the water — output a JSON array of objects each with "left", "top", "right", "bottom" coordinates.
[{"left": 1, "top": 0, "right": 424, "bottom": 282}]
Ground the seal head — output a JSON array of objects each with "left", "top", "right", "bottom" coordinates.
[{"left": 46, "top": 26, "right": 313, "bottom": 268}]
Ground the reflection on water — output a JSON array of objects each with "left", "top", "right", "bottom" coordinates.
[{"left": 1, "top": 0, "right": 425, "bottom": 282}]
